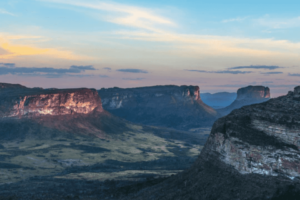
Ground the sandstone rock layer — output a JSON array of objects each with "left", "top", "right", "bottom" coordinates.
[{"left": 0, "top": 83, "right": 103, "bottom": 118}]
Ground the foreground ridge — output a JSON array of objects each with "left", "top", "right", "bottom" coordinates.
[{"left": 127, "top": 86, "right": 300, "bottom": 200}]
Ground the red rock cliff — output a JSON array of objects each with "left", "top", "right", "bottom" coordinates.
[{"left": 0, "top": 86, "right": 103, "bottom": 118}]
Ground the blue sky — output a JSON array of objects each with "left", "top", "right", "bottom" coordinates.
[{"left": 0, "top": 0, "right": 299, "bottom": 96}]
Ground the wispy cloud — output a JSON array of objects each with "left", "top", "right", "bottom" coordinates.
[
  {"left": 103, "top": 67, "right": 111, "bottom": 71},
  {"left": 41, "top": 0, "right": 300, "bottom": 60},
  {"left": 186, "top": 70, "right": 252, "bottom": 74},
  {"left": 117, "top": 69, "right": 148, "bottom": 73},
  {"left": 42, "top": 0, "right": 175, "bottom": 32},
  {"left": 260, "top": 72, "right": 283, "bottom": 75},
  {"left": 222, "top": 17, "right": 248, "bottom": 23},
  {"left": 229, "top": 65, "right": 281, "bottom": 70},
  {"left": 256, "top": 15, "right": 300, "bottom": 29},
  {"left": 0, "top": 63, "right": 15, "bottom": 67},
  {"left": 0, "top": 33, "right": 91, "bottom": 60},
  {"left": 0, "top": 8, "right": 16, "bottom": 16},
  {"left": 0, "top": 64, "right": 100, "bottom": 78},
  {"left": 122, "top": 78, "right": 145, "bottom": 80},
  {"left": 289, "top": 73, "right": 300, "bottom": 77}
]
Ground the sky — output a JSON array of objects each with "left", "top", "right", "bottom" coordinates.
[{"left": 0, "top": 0, "right": 300, "bottom": 97}]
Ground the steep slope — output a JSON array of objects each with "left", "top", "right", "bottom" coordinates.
[
  {"left": 126, "top": 86, "right": 300, "bottom": 200},
  {"left": 218, "top": 85, "right": 270, "bottom": 116},
  {"left": 201, "top": 92, "right": 237, "bottom": 109},
  {"left": 98, "top": 85, "right": 219, "bottom": 130}
]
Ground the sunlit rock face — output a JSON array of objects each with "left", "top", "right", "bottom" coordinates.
[
  {"left": 208, "top": 86, "right": 300, "bottom": 179},
  {"left": 0, "top": 84, "right": 103, "bottom": 118},
  {"left": 98, "top": 85, "right": 219, "bottom": 130},
  {"left": 218, "top": 85, "right": 270, "bottom": 116}
]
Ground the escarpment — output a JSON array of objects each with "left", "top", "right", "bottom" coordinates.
[
  {"left": 128, "top": 86, "right": 300, "bottom": 200},
  {"left": 98, "top": 85, "right": 219, "bottom": 130},
  {"left": 218, "top": 85, "right": 270, "bottom": 116},
  {"left": 0, "top": 83, "right": 103, "bottom": 118}
]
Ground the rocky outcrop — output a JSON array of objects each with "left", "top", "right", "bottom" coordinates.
[
  {"left": 236, "top": 85, "right": 270, "bottom": 100},
  {"left": 294, "top": 86, "right": 300, "bottom": 100},
  {"left": 98, "top": 85, "right": 219, "bottom": 130},
  {"left": 0, "top": 83, "right": 103, "bottom": 118},
  {"left": 128, "top": 86, "right": 300, "bottom": 200},
  {"left": 218, "top": 85, "right": 270, "bottom": 116}
]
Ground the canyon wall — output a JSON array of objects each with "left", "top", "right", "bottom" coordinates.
[{"left": 0, "top": 84, "right": 103, "bottom": 118}]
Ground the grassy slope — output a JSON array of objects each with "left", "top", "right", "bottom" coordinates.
[{"left": 0, "top": 111, "right": 209, "bottom": 185}]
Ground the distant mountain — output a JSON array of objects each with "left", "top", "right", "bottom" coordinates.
[
  {"left": 127, "top": 85, "right": 300, "bottom": 200},
  {"left": 98, "top": 85, "right": 219, "bottom": 131},
  {"left": 217, "top": 85, "right": 270, "bottom": 116},
  {"left": 201, "top": 92, "right": 237, "bottom": 109},
  {"left": 0, "top": 82, "right": 27, "bottom": 89}
]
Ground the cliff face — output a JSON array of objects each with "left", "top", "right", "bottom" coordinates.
[
  {"left": 236, "top": 85, "right": 270, "bottom": 100},
  {"left": 98, "top": 85, "right": 218, "bottom": 130},
  {"left": 207, "top": 88, "right": 300, "bottom": 179},
  {"left": 218, "top": 85, "right": 270, "bottom": 116},
  {"left": 130, "top": 86, "right": 300, "bottom": 200},
  {"left": 0, "top": 84, "right": 103, "bottom": 118}
]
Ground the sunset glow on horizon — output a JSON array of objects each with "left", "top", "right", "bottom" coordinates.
[{"left": 1, "top": 0, "right": 300, "bottom": 96}]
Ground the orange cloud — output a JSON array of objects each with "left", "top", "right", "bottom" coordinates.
[{"left": 0, "top": 34, "right": 92, "bottom": 60}]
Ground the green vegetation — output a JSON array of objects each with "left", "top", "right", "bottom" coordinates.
[{"left": 0, "top": 115, "right": 209, "bottom": 185}]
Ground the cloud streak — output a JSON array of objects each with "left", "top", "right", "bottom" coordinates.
[
  {"left": 0, "top": 33, "right": 91, "bottom": 60},
  {"left": 222, "top": 17, "right": 248, "bottom": 23},
  {"left": 0, "top": 63, "right": 15, "bottom": 67},
  {"left": 122, "top": 78, "right": 145, "bottom": 80},
  {"left": 0, "top": 8, "right": 16, "bottom": 16},
  {"left": 289, "top": 73, "right": 300, "bottom": 77},
  {"left": 229, "top": 65, "right": 281, "bottom": 70},
  {"left": 257, "top": 16, "right": 300, "bottom": 29},
  {"left": 103, "top": 67, "right": 111, "bottom": 71},
  {"left": 41, "top": 0, "right": 300, "bottom": 61},
  {"left": 0, "top": 64, "right": 100, "bottom": 78},
  {"left": 43, "top": 0, "right": 174, "bottom": 32},
  {"left": 260, "top": 72, "right": 283, "bottom": 75},
  {"left": 117, "top": 69, "right": 148, "bottom": 73},
  {"left": 186, "top": 70, "right": 252, "bottom": 74}
]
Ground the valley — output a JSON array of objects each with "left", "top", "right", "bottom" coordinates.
[{"left": 1, "top": 82, "right": 299, "bottom": 200}]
